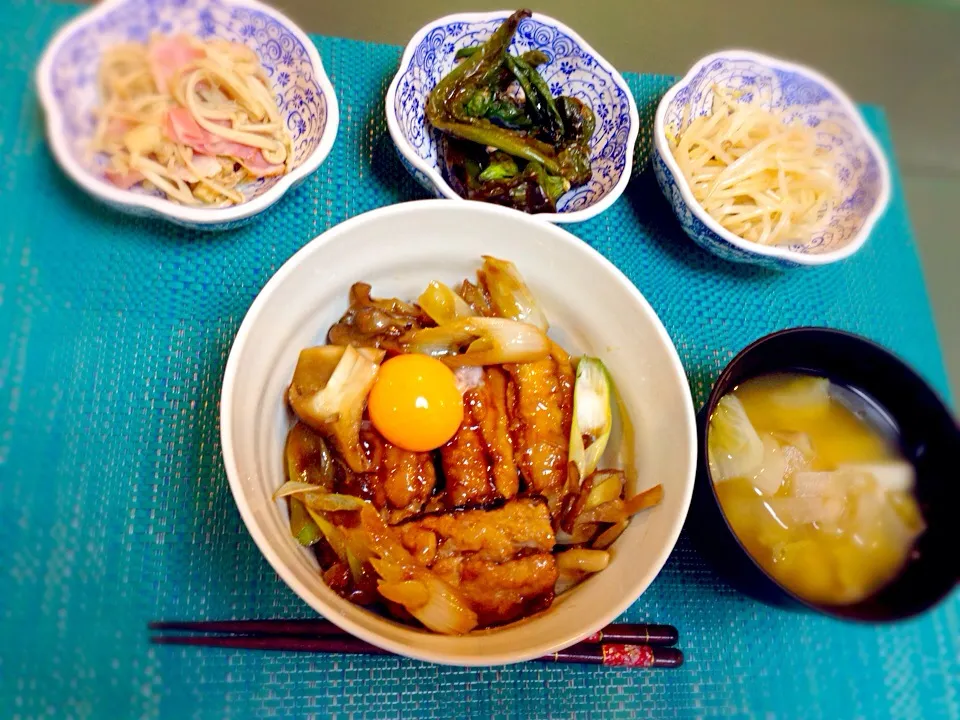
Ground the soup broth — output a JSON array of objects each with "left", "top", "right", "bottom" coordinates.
[{"left": 708, "top": 372, "right": 924, "bottom": 605}]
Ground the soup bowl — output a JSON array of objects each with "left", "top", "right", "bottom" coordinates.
[{"left": 688, "top": 327, "right": 959, "bottom": 621}]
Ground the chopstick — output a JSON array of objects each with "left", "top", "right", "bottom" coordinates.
[
  {"left": 150, "top": 632, "right": 684, "bottom": 668},
  {"left": 148, "top": 619, "right": 679, "bottom": 646}
]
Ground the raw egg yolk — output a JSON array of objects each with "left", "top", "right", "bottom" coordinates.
[{"left": 368, "top": 354, "right": 464, "bottom": 452}]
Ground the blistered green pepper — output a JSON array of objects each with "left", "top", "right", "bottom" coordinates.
[
  {"left": 426, "top": 10, "right": 562, "bottom": 173},
  {"left": 427, "top": 9, "right": 595, "bottom": 211}
]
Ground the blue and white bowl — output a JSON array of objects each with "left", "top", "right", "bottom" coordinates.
[
  {"left": 385, "top": 11, "right": 639, "bottom": 224},
  {"left": 36, "top": 0, "right": 339, "bottom": 231},
  {"left": 654, "top": 50, "right": 891, "bottom": 268}
]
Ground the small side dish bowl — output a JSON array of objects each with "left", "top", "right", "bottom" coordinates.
[
  {"left": 385, "top": 11, "right": 639, "bottom": 223},
  {"left": 220, "top": 200, "right": 697, "bottom": 665},
  {"left": 36, "top": 0, "right": 339, "bottom": 230},
  {"left": 688, "top": 328, "right": 959, "bottom": 621},
  {"left": 653, "top": 50, "right": 891, "bottom": 268}
]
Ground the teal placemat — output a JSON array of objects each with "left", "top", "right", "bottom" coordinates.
[{"left": 1, "top": 4, "right": 957, "bottom": 719}]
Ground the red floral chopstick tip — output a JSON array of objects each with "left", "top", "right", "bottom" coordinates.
[
  {"left": 542, "top": 643, "right": 683, "bottom": 667},
  {"left": 602, "top": 643, "right": 655, "bottom": 667}
]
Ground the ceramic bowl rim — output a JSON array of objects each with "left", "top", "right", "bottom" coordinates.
[
  {"left": 653, "top": 49, "right": 892, "bottom": 266},
  {"left": 384, "top": 10, "right": 640, "bottom": 224},
  {"left": 219, "top": 199, "right": 697, "bottom": 665},
  {"left": 35, "top": 0, "right": 340, "bottom": 227}
]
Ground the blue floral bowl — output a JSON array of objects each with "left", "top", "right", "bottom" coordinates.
[
  {"left": 385, "top": 11, "right": 639, "bottom": 223},
  {"left": 36, "top": 0, "right": 339, "bottom": 231},
  {"left": 653, "top": 50, "right": 891, "bottom": 268}
]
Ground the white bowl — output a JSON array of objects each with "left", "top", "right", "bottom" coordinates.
[
  {"left": 653, "top": 50, "right": 891, "bottom": 268},
  {"left": 36, "top": 0, "right": 339, "bottom": 231},
  {"left": 220, "top": 200, "right": 696, "bottom": 666},
  {"left": 385, "top": 11, "right": 639, "bottom": 223}
]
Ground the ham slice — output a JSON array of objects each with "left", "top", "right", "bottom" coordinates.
[
  {"left": 165, "top": 107, "right": 209, "bottom": 150},
  {"left": 106, "top": 117, "right": 135, "bottom": 139},
  {"left": 239, "top": 151, "right": 285, "bottom": 177},
  {"left": 165, "top": 107, "right": 257, "bottom": 160},
  {"left": 104, "top": 168, "right": 144, "bottom": 189},
  {"left": 164, "top": 107, "right": 283, "bottom": 176},
  {"left": 149, "top": 35, "right": 204, "bottom": 93}
]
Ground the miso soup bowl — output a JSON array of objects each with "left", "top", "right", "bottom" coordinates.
[{"left": 688, "top": 327, "right": 959, "bottom": 621}]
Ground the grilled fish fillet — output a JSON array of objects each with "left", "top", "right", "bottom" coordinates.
[
  {"left": 433, "top": 553, "right": 557, "bottom": 627},
  {"left": 336, "top": 425, "right": 436, "bottom": 523},
  {"left": 440, "top": 367, "right": 518, "bottom": 508},
  {"left": 505, "top": 345, "right": 575, "bottom": 510},
  {"left": 396, "top": 498, "right": 557, "bottom": 627}
]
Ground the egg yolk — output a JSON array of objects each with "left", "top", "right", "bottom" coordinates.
[{"left": 367, "top": 354, "right": 464, "bottom": 452}]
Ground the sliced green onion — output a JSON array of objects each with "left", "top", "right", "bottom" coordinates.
[
  {"left": 301, "top": 492, "right": 369, "bottom": 513},
  {"left": 584, "top": 471, "right": 624, "bottom": 510},
  {"left": 306, "top": 507, "right": 364, "bottom": 582},
  {"left": 289, "top": 498, "right": 323, "bottom": 547},
  {"left": 568, "top": 357, "right": 614, "bottom": 482},
  {"left": 306, "top": 507, "right": 348, "bottom": 561},
  {"left": 417, "top": 280, "right": 475, "bottom": 325},
  {"left": 272, "top": 480, "right": 320, "bottom": 500},
  {"left": 377, "top": 579, "right": 430, "bottom": 610},
  {"left": 478, "top": 256, "right": 548, "bottom": 331},
  {"left": 556, "top": 548, "right": 610, "bottom": 573},
  {"left": 401, "top": 317, "right": 550, "bottom": 366}
]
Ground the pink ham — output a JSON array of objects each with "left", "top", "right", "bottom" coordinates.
[
  {"left": 165, "top": 107, "right": 259, "bottom": 160},
  {"left": 106, "top": 117, "right": 135, "bottom": 138},
  {"left": 165, "top": 107, "right": 209, "bottom": 149},
  {"left": 164, "top": 107, "right": 283, "bottom": 176},
  {"left": 209, "top": 138, "right": 259, "bottom": 162},
  {"left": 149, "top": 35, "right": 204, "bottom": 93},
  {"left": 104, "top": 168, "right": 144, "bottom": 189},
  {"left": 239, "top": 151, "right": 285, "bottom": 177}
]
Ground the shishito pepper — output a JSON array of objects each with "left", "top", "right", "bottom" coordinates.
[
  {"left": 426, "top": 10, "right": 561, "bottom": 173},
  {"left": 425, "top": 9, "right": 597, "bottom": 212}
]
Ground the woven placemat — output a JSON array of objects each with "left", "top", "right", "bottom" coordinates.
[{"left": 1, "top": 4, "right": 957, "bottom": 719}]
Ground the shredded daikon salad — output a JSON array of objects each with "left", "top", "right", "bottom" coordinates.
[
  {"left": 669, "top": 88, "right": 838, "bottom": 246},
  {"left": 91, "top": 34, "right": 293, "bottom": 206}
]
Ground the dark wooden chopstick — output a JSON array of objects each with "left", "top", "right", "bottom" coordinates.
[
  {"left": 148, "top": 619, "right": 347, "bottom": 638},
  {"left": 148, "top": 619, "right": 679, "bottom": 646},
  {"left": 150, "top": 633, "right": 683, "bottom": 667}
]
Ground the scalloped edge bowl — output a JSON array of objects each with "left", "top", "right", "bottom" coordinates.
[
  {"left": 36, "top": 0, "right": 339, "bottom": 230},
  {"left": 385, "top": 11, "right": 639, "bottom": 224},
  {"left": 653, "top": 49, "right": 891, "bottom": 267}
]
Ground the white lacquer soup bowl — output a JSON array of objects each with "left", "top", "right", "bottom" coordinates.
[{"left": 221, "top": 201, "right": 696, "bottom": 666}]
